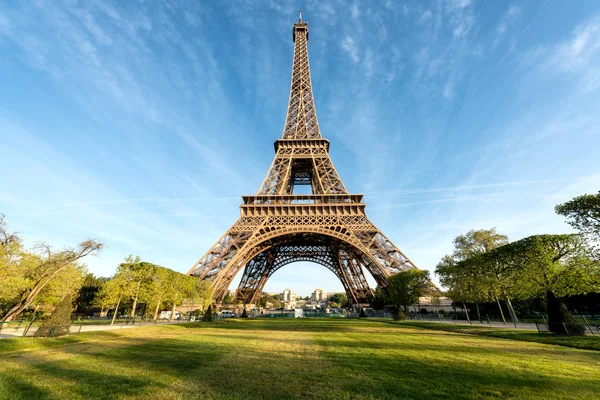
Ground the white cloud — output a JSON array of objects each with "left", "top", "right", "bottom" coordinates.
[
  {"left": 350, "top": 1, "right": 360, "bottom": 20},
  {"left": 341, "top": 35, "right": 359, "bottom": 63},
  {"left": 419, "top": 10, "right": 433, "bottom": 24},
  {"left": 493, "top": 5, "right": 521, "bottom": 49},
  {"left": 528, "top": 16, "right": 600, "bottom": 92},
  {"left": 442, "top": 79, "right": 455, "bottom": 98}
]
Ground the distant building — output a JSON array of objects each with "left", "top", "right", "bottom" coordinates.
[
  {"left": 311, "top": 288, "right": 326, "bottom": 302},
  {"left": 281, "top": 288, "right": 297, "bottom": 308},
  {"left": 418, "top": 296, "right": 454, "bottom": 313}
]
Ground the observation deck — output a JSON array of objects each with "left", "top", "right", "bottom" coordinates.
[{"left": 240, "top": 194, "right": 365, "bottom": 217}]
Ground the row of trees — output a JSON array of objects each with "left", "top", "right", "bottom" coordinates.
[
  {"left": 94, "top": 257, "right": 213, "bottom": 324},
  {"left": 0, "top": 214, "right": 212, "bottom": 324},
  {"left": 432, "top": 192, "right": 600, "bottom": 334}
]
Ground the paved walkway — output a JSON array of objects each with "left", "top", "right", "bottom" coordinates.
[
  {"left": 413, "top": 317, "right": 539, "bottom": 331},
  {"left": 1, "top": 317, "right": 544, "bottom": 339},
  {"left": 0, "top": 319, "right": 193, "bottom": 339}
]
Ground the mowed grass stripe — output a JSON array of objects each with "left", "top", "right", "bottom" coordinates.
[{"left": 1, "top": 319, "right": 599, "bottom": 400}]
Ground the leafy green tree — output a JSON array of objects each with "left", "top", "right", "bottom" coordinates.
[
  {"left": 388, "top": 269, "right": 431, "bottom": 313},
  {"left": 258, "top": 294, "right": 268, "bottom": 308},
  {"left": 330, "top": 293, "right": 348, "bottom": 307},
  {"left": 75, "top": 274, "right": 106, "bottom": 314},
  {"left": 371, "top": 287, "right": 388, "bottom": 310},
  {"left": 34, "top": 294, "right": 73, "bottom": 337},
  {"left": 435, "top": 256, "right": 479, "bottom": 322},
  {"left": 196, "top": 279, "right": 214, "bottom": 312},
  {"left": 436, "top": 228, "right": 510, "bottom": 322},
  {"left": 203, "top": 304, "right": 213, "bottom": 322},
  {"left": 556, "top": 191, "right": 600, "bottom": 245},
  {"left": 95, "top": 269, "right": 134, "bottom": 325},
  {"left": 500, "top": 234, "right": 598, "bottom": 334},
  {"left": 139, "top": 264, "right": 171, "bottom": 321},
  {"left": 34, "top": 264, "right": 86, "bottom": 315},
  {"left": 0, "top": 215, "right": 103, "bottom": 322},
  {"left": 0, "top": 226, "right": 39, "bottom": 316},
  {"left": 164, "top": 272, "right": 196, "bottom": 321},
  {"left": 453, "top": 229, "right": 509, "bottom": 260},
  {"left": 118, "top": 256, "right": 154, "bottom": 317},
  {"left": 222, "top": 292, "right": 235, "bottom": 304}
]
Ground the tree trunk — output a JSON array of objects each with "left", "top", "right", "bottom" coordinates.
[
  {"left": 153, "top": 296, "right": 163, "bottom": 321},
  {"left": 111, "top": 297, "right": 122, "bottom": 326},
  {"left": 2, "top": 278, "right": 52, "bottom": 321},
  {"left": 546, "top": 290, "right": 584, "bottom": 335},
  {"left": 505, "top": 297, "right": 519, "bottom": 324},
  {"left": 169, "top": 302, "right": 176, "bottom": 321},
  {"left": 496, "top": 296, "right": 507, "bottom": 325},
  {"left": 130, "top": 281, "right": 141, "bottom": 317},
  {"left": 463, "top": 303, "right": 471, "bottom": 324},
  {"left": 475, "top": 303, "right": 482, "bottom": 322}
]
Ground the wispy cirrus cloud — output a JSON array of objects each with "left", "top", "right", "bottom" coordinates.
[
  {"left": 493, "top": 5, "right": 521, "bottom": 49},
  {"left": 1, "top": 1, "right": 599, "bottom": 294}
]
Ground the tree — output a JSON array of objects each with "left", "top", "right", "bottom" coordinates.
[
  {"left": 388, "top": 269, "right": 431, "bottom": 314},
  {"left": 371, "top": 287, "right": 388, "bottom": 310},
  {"left": 452, "top": 228, "right": 509, "bottom": 260},
  {"left": 0, "top": 221, "right": 39, "bottom": 316},
  {"left": 556, "top": 191, "right": 600, "bottom": 245},
  {"left": 330, "top": 293, "right": 348, "bottom": 307},
  {"left": 34, "top": 294, "right": 73, "bottom": 337},
  {"left": 75, "top": 274, "right": 106, "bottom": 314},
  {"left": 435, "top": 256, "right": 480, "bottom": 323},
  {"left": 115, "top": 256, "right": 154, "bottom": 318},
  {"left": 501, "top": 234, "right": 598, "bottom": 334},
  {"left": 436, "top": 228, "right": 510, "bottom": 322},
  {"left": 258, "top": 294, "right": 268, "bottom": 309},
  {"left": 95, "top": 267, "right": 136, "bottom": 325},
  {"left": 1, "top": 214, "right": 103, "bottom": 321},
  {"left": 203, "top": 304, "right": 213, "bottom": 322},
  {"left": 196, "top": 280, "right": 214, "bottom": 312},
  {"left": 34, "top": 264, "right": 86, "bottom": 315},
  {"left": 164, "top": 271, "right": 196, "bottom": 321},
  {"left": 222, "top": 292, "right": 235, "bottom": 304},
  {"left": 139, "top": 264, "right": 171, "bottom": 321}
]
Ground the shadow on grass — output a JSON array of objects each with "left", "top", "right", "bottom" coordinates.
[
  {"left": 0, "top": 330, "right": 125, "bottom": 355},
  {"left": 389, "top": 321, "right": 600, "bottom": 352},
  {"left": 174, "top": 318, "right": 364, "bottom": 333},
  {"left": 0, "top": 374, "right": 52, "bottom": 400},
  {"left": 2, "top": 319, "right": 600, "bottom": 399}
]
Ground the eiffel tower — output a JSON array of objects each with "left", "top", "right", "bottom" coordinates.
[{"left": 189, "top": 14, "right": 419, "bottom": 305}]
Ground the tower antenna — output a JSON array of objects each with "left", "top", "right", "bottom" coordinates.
[{"left": 299, "top": 10, "right": 302, "bottom": 22}]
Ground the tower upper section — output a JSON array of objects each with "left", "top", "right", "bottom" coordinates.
[{"left": 281, "top": 16, "right": 321, "bottom": 139}]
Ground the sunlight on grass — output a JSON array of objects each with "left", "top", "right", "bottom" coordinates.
[{"left": 1, "top": 319, "right": 599, "bottom": 399}]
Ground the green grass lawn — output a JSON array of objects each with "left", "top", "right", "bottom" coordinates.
[{"left": 1, "top": 319, "right": 599, "bottom": 400}]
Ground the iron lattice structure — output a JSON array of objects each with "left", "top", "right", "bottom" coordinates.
[{"left": 188, "top": 17, "right": 420, "bottom": 304}]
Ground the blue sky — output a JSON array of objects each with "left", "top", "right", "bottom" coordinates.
[{"left": 1, "top": 0, "right": 599, "bottom": 296}]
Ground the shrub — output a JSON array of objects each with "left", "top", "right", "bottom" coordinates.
[
  {"left": 203, "top": 305, "right": 213, "bottom": 322},
  {"left": 396, "top": 308, "right": 406, "bottom": 321},
  {"left": 34, "top": 294, "right": 72, "bottom": 337},
  {"left": 547, "top": 290, "right": 585, "bottom": 335}
]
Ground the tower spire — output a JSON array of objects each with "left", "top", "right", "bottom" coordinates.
[{"left": 283, "top": 16, "right": 321, "bottom": 139}]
